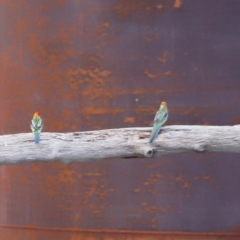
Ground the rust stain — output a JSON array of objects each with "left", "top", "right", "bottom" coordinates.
[
  {"left": 134, "top": 106, "right": 157, "bottom": 115},
  {"left": 102, "top": 22, "right": 110, "bottom": 28},
  {"left": 145, "top": 206, "right": 158, "bottom": 214},
  {"left": 113, "top": 0, "right": 184, "bottom": 18},
  {"left": 203, "top": 120, "right": 210, "bottom": 125},
  {"left": 84, "top": 186, "right": 97, "bottom": 204},
  {"left": 182, "top": 182, "right": 191, "bottom": 189},
  {"left": 143, "top": 37, "right": 152, "bottom": 42},
  {"left": 175, "top": 177, "right": 184, "bottom": 182},
  {"left": 9, "top": 0, "right": 27, "bottom": 8},
  {"left": 0, "top": 226, "right": 240, "bottom": 239},
  {"left": 148, "top": 189, "right": 159, "bottom": 195},
  {"left": 37, "top": 17, "right": 49, "bottom": 27},
  {"left": 144, "top": 69, "right": 161, "bottom": 79},
  {"left": 84, "top": 172, "right": 104, "bottom": 177},
  {"left": 83, "top": 178, "right": 114, "bottom": 203},
  {"left": 133, "top": 188, "right": 141, "bottom": 193},
  {"left": 144, "top": 70, "right": 177, "bottom": 78},
  {"left": 147, "top": 162, "right": 161, "bottom": 169},
  {"left": 157, "top": 52, "right": 168, "bottom": 66},
  {"left": 67, "top": 66, "right": 113, "bottom": 101},
  {"left": 89, "top": 204, "right": 106, "bottom": 218},
  {"left": 143, "top": 174, "right": 164, "bottom": 186},
  {"left": 233, "top": 117, "right": 240, "bottom": 124},
  {"left": 114, "top": 1, "right": 149, "bottom": 18},
  {"left": 124, "top": 117, "right": 135, "bottom": 123},
  {"left": 194, "top": 176, "right": 211, "bottom": 181},
  {"left": 156, "top": 4, "right": 163, "bottom": 10},
  {"left": 182, "top": 106, "right": 199, "bottom": 116},
  {"left": 125, "top": 205, "right": 169, "bottom": 215},
  {"left": 72, "top": 213, "right": 80, "bottom": 222},
  {"left": 152, "top": 218, "right": 157, "bottom": 228},
  {"left": 174, "top": 0, "right": 182, "bottom": 8}
]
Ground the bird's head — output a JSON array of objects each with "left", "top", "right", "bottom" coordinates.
[
  {"left": 34, "top": 112, "right": 41, "bottom": 117},
  {"left": 160, "top": 101, "right": 167, "bottom": 108},
  {"left": 161, "top": 101, "right": 166, "bottom": 106}
]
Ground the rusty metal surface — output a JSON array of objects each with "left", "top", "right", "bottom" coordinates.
[
  {"left": 1, "top": 226, "right": 240, "bottom": 240},
  {"left": 0, "top": 0, "right": 240, "bottom": 237}
]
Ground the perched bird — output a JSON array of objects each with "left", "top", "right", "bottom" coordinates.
[
  {"left": 149, "top": 102, "right": 168, "bottom": 143},
  {"left": 30, "top": 112, "right": 43, "bottom": 144}
]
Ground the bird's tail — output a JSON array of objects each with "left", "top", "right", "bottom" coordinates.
[
  {"left": 149, "top": 126, "right": 161, "bottom": 143},
  {"left": 34, "top": 132, "right": 40, "bottom": 144}
]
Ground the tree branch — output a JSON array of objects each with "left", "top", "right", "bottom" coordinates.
[{"left": 0, "top": 125, "right": 240, "bottom": 164}]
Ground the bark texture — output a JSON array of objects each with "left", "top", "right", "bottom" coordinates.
[{"left": 0, "top": 125, "right": 240, "bottom": 164}]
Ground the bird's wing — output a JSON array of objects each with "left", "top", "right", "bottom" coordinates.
[{"left": 153, "top": 110, "right": 168, "bottom": 124}]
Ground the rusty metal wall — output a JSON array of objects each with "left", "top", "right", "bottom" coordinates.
[{"left": 0, "top": 0, "right": 240, "bottom": 238}]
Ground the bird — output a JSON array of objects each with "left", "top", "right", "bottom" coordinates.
[
  {"left": 149, "top": 102, "right": 168, "bottom": 143},
  {"left": 30, "top": 112, "right": 43, "bottom": 144}
]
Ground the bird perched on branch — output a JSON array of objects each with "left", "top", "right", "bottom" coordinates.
[
  {"left": 30, "top": 112, "right": 43, "bottom": 144},
  {"left": 149, "top": 102, "right": 168, "bottom": 143}
]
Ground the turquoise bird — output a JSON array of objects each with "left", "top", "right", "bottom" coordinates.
[
  {"left": 149, "top": 102, "right": 168, "bottom": 143},
  {"left": 30, "top": 112, "right": 43, "bottom": 144}
]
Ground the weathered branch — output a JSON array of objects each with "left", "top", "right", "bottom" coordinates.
[{"left": 0, "top": 125, "right": 240, "bottom": 164}]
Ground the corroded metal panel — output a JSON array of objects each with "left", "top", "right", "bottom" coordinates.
[
  {"left": 1, "top": 226, "right": 240, "bottom": 240},
  {"left": 0, "top": 0, "right": 240, "bottom": 238}
]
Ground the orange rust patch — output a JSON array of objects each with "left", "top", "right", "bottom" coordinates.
[
  {"left": 84, "top": 172, "right": 104, "bottom": 177},
  {"left": 203, "top": 120, "right": 210, "bottom": 125},
  {"left": 37, "top": 17, "right": 49, "bottom": 27},
  {"left": 182, "top": 182, "right": 191, "bottom": 188},
  {"left": 157, "top": 52, "right": 168, "bottom": 66},
  {"left": 144, "top": 70, "right": 161, "bottom": 79},
  {"left": 143, "top": 37, "right": 152, "bottom": 42},
  {"left": 194, "top": 176, "right": 211, "bottom": 181},
  {"left": 114, "top": 1, "right": 153, "bottom": 18},
  {"left": 152, "top": 218, "right": 157, "bottom": 228},
  {"left": 143, "top": 174, "right": 164, "bottom": 186},
  {"left": 133, "top": 206, "right": 170, "bottom": 215},
  {"left": 124, "top": 117, "right": 135, "bottom": 123},
  {"left": 156, "top": 4, "right": 163, "bottom": 9},
  {"left": 163, "top": 71, "right": 176, "bottom": 76},
  {"left": 134, "top": 106, "right": 156, "bottom": 115},
  {"left": 72, "top": 213, "right": 80, "bottom": 222},
  {"left": 144, "top": 69, "right": 177, "bottom": 78},
  {"left": 89, "top": 204, "right": 106, "bottom": 218},
  {"left": 233, "top": 117, "right": 240, "bottom": 124},
  {"left": 67, "top": 66, "right": 113, "bottom": 101},
  {"left": 61, "top": 109, "right": 73, "bottom": 118},
  {"left": 147, "top": 162, "right": 161, "bottom": 169},
  {"left": 175, "top": 177, "right": 184, "bottom": 182},
  {"left": 145, "top": 206, "right": 158, "bottom": 213},
  {"left": 102, "top": 22, "right": 110, "bottom": 28},
  {"left": 174, "top": 0, "right": 182, "bottom": 8},
  {"left": 182, "top": 106, "right": 199, "bottom": 116},
  {"left": 148, "top": 189, "right": 159, "bottom": 195},
  {"left": 133, "top": 188, "right": 141, "bottom": 193},
  {"left": 83, "top": 178, "right": 114, "bottom": 203}
]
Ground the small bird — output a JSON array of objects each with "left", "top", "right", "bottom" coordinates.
[
  {"left": 149, "top": 102, "right": 168, "bottom": 143},
  {"left": 30, "top": 112, "right": 43, "bottom": 144}
]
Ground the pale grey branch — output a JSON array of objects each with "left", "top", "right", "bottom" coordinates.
[{"left": 0, "top": 125, "right": 240, "bottom": 164}]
